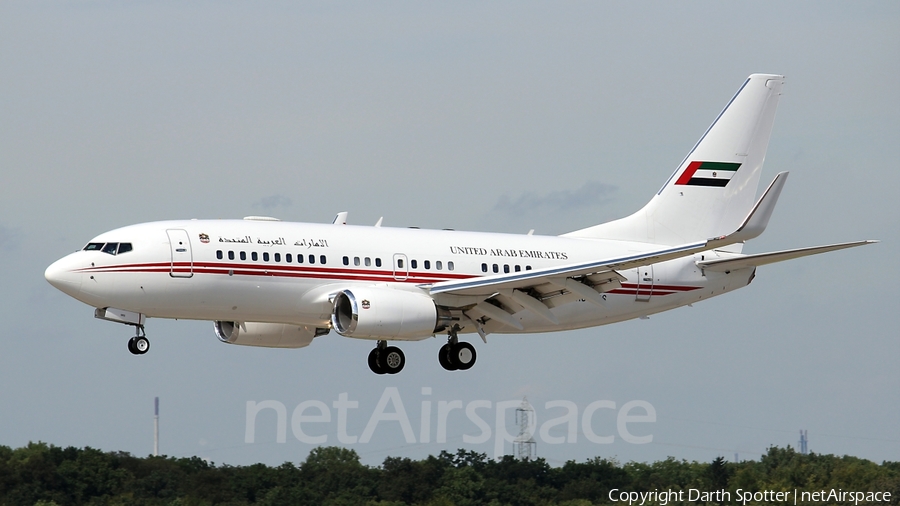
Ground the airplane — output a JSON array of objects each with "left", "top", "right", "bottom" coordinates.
[{"left": 44, "top": 73, "right": 875, "bottom": 374}]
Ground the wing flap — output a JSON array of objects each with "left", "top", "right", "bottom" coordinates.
[{"left": 697, "top": 240, "right": 877, "bottom": 272}]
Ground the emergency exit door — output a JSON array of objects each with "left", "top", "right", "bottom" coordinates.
[{"left": 635, "top": 265, "right": 653, "bottom": 301}]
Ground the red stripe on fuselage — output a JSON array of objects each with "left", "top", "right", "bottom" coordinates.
[
  {"left": 618, "top": 282, "right": 700, "bottom": 292},
  {"left": 76, "top": 263, "right": 704, "bottom": 294},
  {"left": 78, "top": 261, "right": 473, "bottom": 285}
]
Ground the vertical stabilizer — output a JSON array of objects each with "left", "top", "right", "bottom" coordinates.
[{"left": 564, "top": 74, "right": 784, "bottom": 246}]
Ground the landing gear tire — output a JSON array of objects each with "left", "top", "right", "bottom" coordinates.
[
  {"left": 128, "top": 336, "right": 150, "bottom": 355},
  {"left": 368, "top": 348, "right": 386, "bottom": 375},
  {"left": 450, "top": 342, "right": 476, "bottom": 370},
  {"left": 381, "top": 346, "right": 405, "bottom": 374},
  {"left": 439, "top": 343, "right": 458, "bottom": 371},
  {"left": 368, "top": 345, "right": 405, "bottom": 374}
]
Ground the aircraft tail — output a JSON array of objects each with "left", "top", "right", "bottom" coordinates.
[{"left": 564, "top": 74, "right": 785, "bottom": 248}]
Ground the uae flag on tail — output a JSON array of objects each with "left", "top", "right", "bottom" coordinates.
[{"left": 675, "top": 161, "right": 741, "bottom": 187}]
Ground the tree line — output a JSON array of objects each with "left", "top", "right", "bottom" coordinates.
[{"left": 0, "top": 443, "right": 897, "bottom": 505}]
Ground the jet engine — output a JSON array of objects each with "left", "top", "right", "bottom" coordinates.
[
  {"left": 331, "top": 286, "right": 451, "bottom": 340},
  {"left": 214, "top": 321, "right": 328, "bottom": 348}
]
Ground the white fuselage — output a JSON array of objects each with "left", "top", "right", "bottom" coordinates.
[{"left": 45, "top": 219, "right": 754, "bottom": 339}]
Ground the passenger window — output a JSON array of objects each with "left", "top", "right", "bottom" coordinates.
[
  {"left": 343, "top": 256, "right": 349, "bottom": 266},
  {"left": 286, "top": 253, "right": 293, "bottom": 263},
  {"left": 365, "top": 257, "right": 371, "bottom": 267},
  {"left": 424, "top": 260, "right": 431, "bottom": 270},
  {"left": 297, "top": 254, "right": 303, "bottom": 264},
  {"left": 526, "top": 265, "right": 532, "bottom": 271},
  {"left": 102, "top": 242, "right": 118, "bottom": 255},
  {"left": 228, "top": 251, "right": 235, "bottom": 260},
  {"left": 217, "top": 250, "right": 223, "bottom": 260},
  {"left": 354, "top": 257, "right": 360, "bottom": 266},
  {"left": 492, "top": 264, "right": 499, "bottom": 273},
  {"left": 240, "top": 252, "right": 247, "bottom": 261},
  {"left": 117, "top": 243, "right": 133, "bottom": 255},
  {"left": 83, "top": 242, "right": 104, "bottom": 251},
  {"left": 398, "top": 259, "right": 404, "bottom": 268},
  {"left": 309, "top": 255, "right": 315, "bottom": 264},
  {"left": 375, "top": 258, "right": 382, "bottom": 267},
  {"left": 482, "top": 263, "right": 488, "bottom": 273},
  {"left": 251, "top": 252, "right": 258, "bottom": 261},
  {"left": 410, "top": 259, "right": 417, "bottom": 269},
  {"left": 320, "top": 255, "right": 326, "bottom": 264},
  {"left": 504, "top": 264, "right": 510, "bottom": 273},
  {"left": 448, "top": 261, "right": 454, "bottom": 271},
  {"left": 515, "top": 265, "right": 521, "bottom": 272},
  {"left": 274, "top": 253, "right": 281, "bottom": 262},
  {"left": 263, "top": 252, "right": 270, "bottom": 262},
  {"left": 436, "top": 260, "right": 442, "bottom": 270}
]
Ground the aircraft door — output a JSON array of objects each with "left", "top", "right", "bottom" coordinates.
[
  {"left": 635, "top": 265, "right": 653, "bottom": 301},
  {"left": 392, "top": 253, "right": 408, "bottom": 281},
  {"left": 166, "top": 229, "right": 193, "bottom": 278}
]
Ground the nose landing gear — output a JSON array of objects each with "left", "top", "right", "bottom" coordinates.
[{"left": 127, "top": 326, "right": 150, "bottom": 355}]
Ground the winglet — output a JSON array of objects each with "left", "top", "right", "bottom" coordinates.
[{"left": 723, "top": 171, "right": 788, "bottom": 244}]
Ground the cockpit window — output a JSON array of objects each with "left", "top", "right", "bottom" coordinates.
[{"left": 83, "top": 242, "right": 133, "bottom": 255}]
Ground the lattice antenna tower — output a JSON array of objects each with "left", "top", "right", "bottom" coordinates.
[
  {"left": 514, "top": 397, "right": 537, "bottom": 460},
  {"left": 154, "top": 397, "right": 160, "bottom": 457},
  {"left": 798, "top": 429, "right": 808, "bottom": 455}
]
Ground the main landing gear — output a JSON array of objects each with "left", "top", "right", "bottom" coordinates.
[
  {"left": 365, "top": 327, "right": 479, "bottom": 375},
  {"left": 127, "top": 326, "right": 150, "bottom": 355},
  {"left": 368, "top": 340, "right": 405, "bottom": 375},
  {"left": 439, "top": 326, "right": 476, "bottom": 371}
]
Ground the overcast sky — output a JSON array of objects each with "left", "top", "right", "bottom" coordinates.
[{"left": 1, "top": 1, "right": 897, "bottom": 467}]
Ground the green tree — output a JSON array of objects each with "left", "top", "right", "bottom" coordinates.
[{"left": 557, "top": 456, "right": 629, "bottom": 503}]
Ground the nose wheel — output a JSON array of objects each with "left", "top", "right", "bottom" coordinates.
[
  {"left": 127, "top": 327, "right": 150, "bottom": 355},
  {"left": 128, "top": 336, "right": 150, "bottom": 355},
  {"left": 367, "top": 341, "right": 405, "bottom": 374}
]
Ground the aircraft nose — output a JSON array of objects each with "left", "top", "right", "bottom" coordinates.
[{"left": 45, "top": 255, "right": 83, "bottom": 297}]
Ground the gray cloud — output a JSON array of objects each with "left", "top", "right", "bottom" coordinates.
[
  {"left": 0, "top": 225, "right": 24, "bottom": 252},
  {"left": 493, "top": 181, "right": 618, "bottom": 216},
  {"left": 252, "top": 194, "right": 293, "bottom": 210}
]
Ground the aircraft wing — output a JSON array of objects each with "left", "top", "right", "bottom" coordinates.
[
  {"left": 427, "top": 235, "right": 741, "bottom": 330},
  {"left": 430, "top": 172, "right": 791, "bottom": 300},
  {"left": 431, "top": 239, "right": 714, "bottom": 298},
  {"left": 695, "top": 240, "right": 877, "bottom": 272}
]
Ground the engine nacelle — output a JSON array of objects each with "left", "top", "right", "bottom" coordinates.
[
  {"left": 331, "top": 286, "right": 450, "bottom": 340},
  {"left": 214, "top": 321, "right": 328, "bottom": 349}
]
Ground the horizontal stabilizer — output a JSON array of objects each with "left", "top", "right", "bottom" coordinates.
[{"left": 697, "top": 240, "right": 877, "bottom": 272}]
